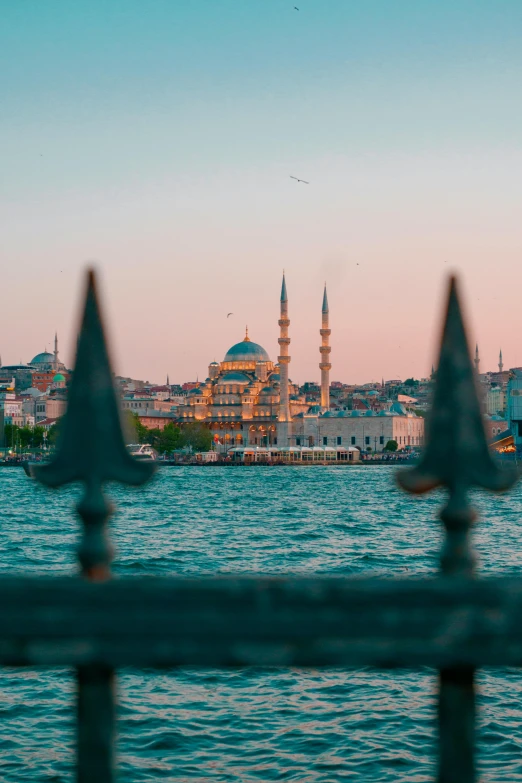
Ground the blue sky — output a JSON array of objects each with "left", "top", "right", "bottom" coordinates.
[{"left": 1, "top": 1, "right": 521, "bottom": 382}]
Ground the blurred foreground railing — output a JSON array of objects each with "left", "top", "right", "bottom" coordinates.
[{"left": 1, "top": 271, "right": 518, "bottom": 783}]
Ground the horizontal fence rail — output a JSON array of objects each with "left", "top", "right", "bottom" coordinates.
[
  {"left": 0, "top": 576, "right": 522, "bottom": 668},
  {"left": 3, "top": 269, "right": 520, "bottom": 783},
  {"left": 1, "top": 575, "right": 522, "bottom": 669}
]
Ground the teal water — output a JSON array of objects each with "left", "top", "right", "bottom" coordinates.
[{"left": 1, "top": 466, "right": 522, "bottom": 781}]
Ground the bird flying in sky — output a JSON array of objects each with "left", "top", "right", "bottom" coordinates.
[
  {"left": 227, "top": 312, "right": 234, "bottom": 318},
  {"left": 294, "top": 6, "right": 299, "bottom": 9},
  {"left": 290, "top": 175, "right": 309, "bottom": 184}
]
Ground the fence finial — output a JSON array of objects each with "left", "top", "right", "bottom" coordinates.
[
  {"left": 33, "top": 270, "right": 154, "bottom": 575},
  {"left": 398, "top": 276, "right": 517, "bottom": 500},
  {"left": 34, "top": 270, "right": 154, "bottom": 490}
]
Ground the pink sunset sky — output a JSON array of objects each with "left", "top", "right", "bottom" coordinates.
[{"left": 2, "top": 2, "right": 521, "bottom": 385}]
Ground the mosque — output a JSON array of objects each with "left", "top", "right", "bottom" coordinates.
[
  {"left": 176, "top": 274, "right": 331, "bottom": 447},
  {"left": 0, "top": 334, "right": 68, "bottom": 392}
]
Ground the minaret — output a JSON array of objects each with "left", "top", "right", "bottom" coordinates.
[
  {"left": 499, "top": 349, "right": 503, "bottom": 373},
  {"left": 277, "top": 273, "right": 292, "bottom": 445},
  {"left": 166, "top": 374, "right": 170, "bottom": 386},
  {"left": 53, "top": 332, "right": 59, "bottom": 371},
  {"left": 474, "top": 343, "right": 480, "bottom": 374},
  {"left": 319, "top": 284, "right": 331, "bottom": 410}
]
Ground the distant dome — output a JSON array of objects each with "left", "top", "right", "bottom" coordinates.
[
  {"left": 53, "top": 373, "right": 65, "bottom": 382},
  {"left": 224, "top": 336, "right": 270, "bottom": 363},
  {"left": 31, "top": 352, "right": 55, "bottom": 366},
  {"left": 220, "top": 372, "right": 251, "bottom": 383},
  {"left": 188, "top": 387, "right": 203, "bottom": 395}
]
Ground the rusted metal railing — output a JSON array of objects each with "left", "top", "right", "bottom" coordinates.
[{"left": 0, "top": 271, "right": 518, "bottom": 783}]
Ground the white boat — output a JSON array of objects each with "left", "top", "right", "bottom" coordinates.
[{"left": 127, "top": 444, "right": 158, "bottom": 461}]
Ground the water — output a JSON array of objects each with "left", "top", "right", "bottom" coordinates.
[{"left": 1, "top": 465, "right": 522, "bottom": 781}]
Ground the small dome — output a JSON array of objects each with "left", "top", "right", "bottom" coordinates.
[
  {"left": 188, "top": 387, "right": 203, "bottom": 395},
  {"left": 260, "top": 386, "right": 274, "bottom": 394},
  {"left": 351, "top": 410, "right": 361, "bottom": 417},
  {"left": 53, "top": 373, "right": 65, "bottom": 382},
  {"left": 31, "top": 351, "right": 55, "bottom": 365},
  {"left": 220, "top": 372, "right": 251, "bottom": 383},
  {"left": 270, "top": 373, "right": 280, "bottom": 382},
  {"left": 209, "top": 361, "right": 219, "bottom": 366},
  {"left": 365, "top": 410, "right": 374, "bottom": 416}
]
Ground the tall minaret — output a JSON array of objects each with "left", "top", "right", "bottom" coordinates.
[
  {"left": 53, "top": 332, "right": 59, "bottom": 371},
  {"left": 474, "top": 343, "right": 480, "bottom": 374},
  {"left": 319, "top": 284, "right": 331, "bottom": 410},
  {"left": 499, "top": 349, "right": 503, "bottom": 373},
  {"left": 277, "top": 273, "right": 292, "bottom": 444}
]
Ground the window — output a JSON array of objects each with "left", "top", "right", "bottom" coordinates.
[
  {"left": 323, "top": 436, "right": 328, "bottom": 445},
  {"left": 379, "top": 436, "right": 384, "bottom": 444},
  {"left": 365, "top": 436, "right": 370, "bottom": 445},
  {"left": 351, "top": 436, "right": 356, "bottom": 445},
  {"left": 337, "top": 436, "right": 342, "bottom": 445},
  {"left": 296, "top": 438, "right": 301, "bottom": 446}
]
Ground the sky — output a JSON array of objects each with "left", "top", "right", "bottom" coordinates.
[{"left": 1, "top": 0, "right": 521, "bottom": 384}]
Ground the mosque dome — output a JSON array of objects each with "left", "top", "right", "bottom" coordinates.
[
  {"left": 220, "top": 372, "right": 251, "bottom": 383},
  {"left": 224, "top": 333, "right": 270, "bottom": 363},
  {"left": 53, "top": 373, "right": 65, "bottom": 382},
  {"left": 31, "top": 351, "right": 55, "bottom": 366}
]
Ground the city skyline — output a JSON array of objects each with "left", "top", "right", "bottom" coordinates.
[{"left": 2, "top": 1, "right": 522, "bottom": 382}]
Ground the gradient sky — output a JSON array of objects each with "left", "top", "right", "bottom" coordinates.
[{"left": 1, "top": 1, "right": 521, "bottom": 384}]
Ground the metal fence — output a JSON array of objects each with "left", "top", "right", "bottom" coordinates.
[{"left": 0, "top": 271, "right": 518, "bottom": 783}]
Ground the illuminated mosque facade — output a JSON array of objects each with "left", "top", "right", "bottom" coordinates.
[{"left": 177, "top": 275, "right": 331, "bottom": 446}]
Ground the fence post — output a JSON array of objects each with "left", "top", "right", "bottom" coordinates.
[
  {"left": 33, "top": 270, "right": 154, "bottom": 782},
  {"left": 398, "top": 276, "right": 517, "bottom": 783}
]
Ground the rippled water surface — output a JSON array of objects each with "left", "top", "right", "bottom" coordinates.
[{"left": 1, "top": 465, "right": 522, "bottom": 781}]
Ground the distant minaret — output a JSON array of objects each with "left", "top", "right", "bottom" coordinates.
[
  {"left": 277, "top": 273, "right": 292, "bottom": 444},
  {"left": 53, "top": 332, "right": 59, "bottom": 371},
  {"left": 474, "top": 343, "right": 480, "bottom": 374},
  {"left": 166, "top": 374, "right": 170, "bottom": 386},
  {"left": 319, "top": 284, "right": 331, "bottom": 410},
  {"left": 499, "top": 349, "right": 503, "bottom": 373}
]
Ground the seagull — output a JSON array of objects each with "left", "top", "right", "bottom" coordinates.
[
  {"left": 290, "top": 175, "right": 309, "bottom": 184},
  {"left": 227, "top": 312, "right": 233, "bottom": 318},
  {"left": 294, "top": 5, "right": 299, "bottom": 9}
]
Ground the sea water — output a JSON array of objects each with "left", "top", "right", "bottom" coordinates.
[{"left": 1, "top": 466, "right": 522, "bottom": 782}]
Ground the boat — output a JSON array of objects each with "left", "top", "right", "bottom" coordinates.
[{"left": 127, "top": 444, "right": 158, "bottom": 461}]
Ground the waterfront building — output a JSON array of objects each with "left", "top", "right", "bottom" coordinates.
[
  {"left": 293, "top": 405, "right": 425, "bottom": 453},
  {"left": 506, "top": 370, "right": 522, "bottom": 451},
  {"left": 486, "top": 386, "right": 506, "bottom": 416}
]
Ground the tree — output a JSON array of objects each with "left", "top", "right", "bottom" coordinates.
[
  {"left": 32, "top": 426, "right": 46, "bottom": 447},
  {"left": 157, "top": 423, "right": 182, "bottom": 454},
  {"left": 181, "top": 422, "right": 212, "bottom": 452},
  {"left": 124, "top": 412, "right": 153, "bottom": 445},
  {"left": 403, "top": 378, "right": 419, "bottom": 388},
  {"left": 384, "top": 439, "right": 398, "bottom": 452},
  {"left": 47, "top": 419, "right": 62, "bottom": 446}
]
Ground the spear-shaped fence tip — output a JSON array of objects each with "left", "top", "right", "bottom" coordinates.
[
  {"left": 33, "top": 269, "right": 155, "bottom": 490},
  {"left": 398, "top": 276, "right": 517, "bottom": 497}
]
